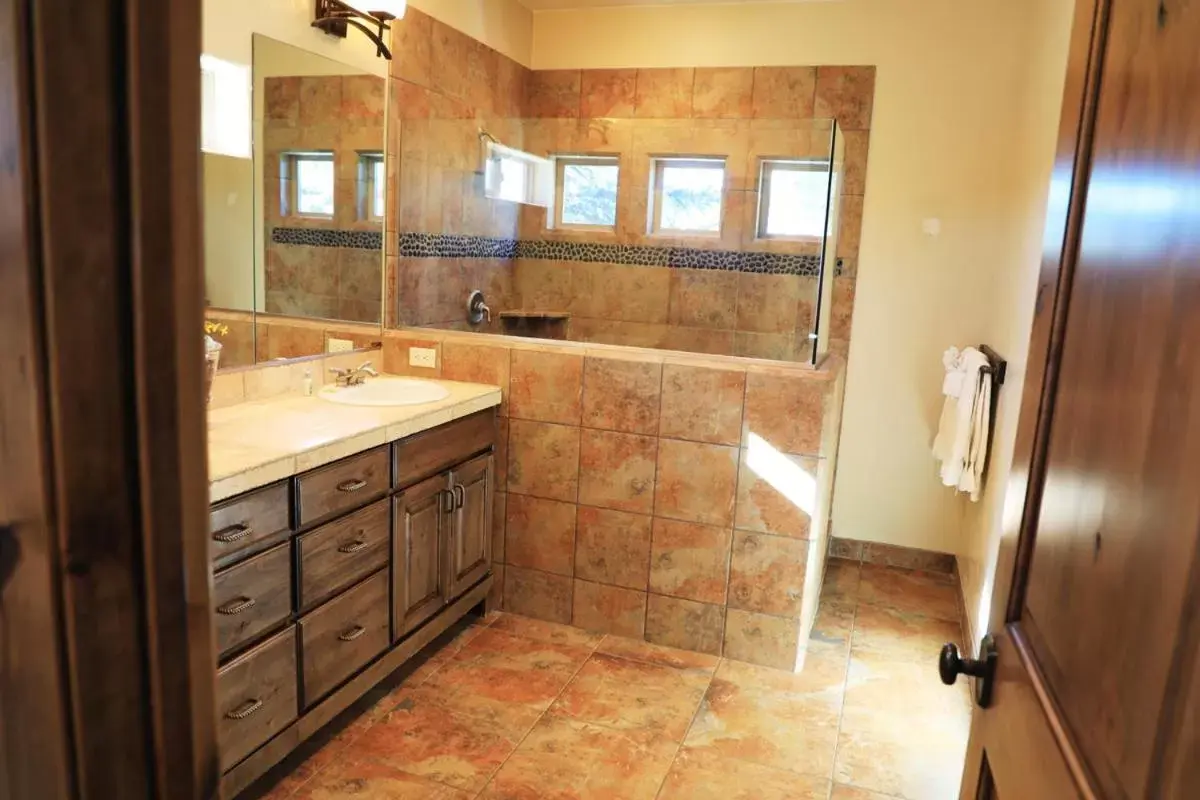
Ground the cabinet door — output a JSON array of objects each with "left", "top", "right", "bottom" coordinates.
[
  {"left": 393, "top": 473, "right": 450, "bottom": 641},
  {"left": 447, "top": 453, "right": 494, "bottom": 601}
]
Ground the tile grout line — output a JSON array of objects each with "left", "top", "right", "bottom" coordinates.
[
  {"left": 650, "top": 654, "right": 719, "bottom": 800},
  {"left": 827, "top": 570, "right": 861, "bottom": 793},
  {"left": 469, "top": 624, "right": 604, "bottom": 798}
]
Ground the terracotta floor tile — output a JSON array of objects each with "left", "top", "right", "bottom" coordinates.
[
  {"left": 851, "top": 602, "right": 963, "bottom": 662},
  {"left": 857, "top": 564, "right": 960, "bottom": 622},
  {"left": 265, "top": 707, "right": 375, "bottom": 795},
  {"left": 477, "top": 714, "right": 677, "bottom": 800},
  {"left": 835, "top": 653, "right": 971, "bottom": 799},
  {"left": 489, "top": 611, "right": 606, "bottom": 649},
  {"left": 658, "top": 747, "right": 832, "bottom": 799},
  {"left": 822, "top": 559, "right": 862, "bottom": 604},
  {"left": 551, "top": 652, "right": 711, "bottom": 740},
  {"left": 423, "top": 628, "right": 591, "bottom": 716},
  {"left": 809, "top": 598, "right": 856, "bottom": 656},
  {"left": 682, "top": 653, "right": 846, "bottom": 778},
  {"left": 291, "top": 756, "right": 473, "bottom": 799},
  {"left": 831, "top": 784, "right": 905, "bottom": 800},
  {"left": 354, "top": 686, "right": 530, "bottom": 792},
  {"left": 595, "top": 634, "right": 721, "bottom": 676}
]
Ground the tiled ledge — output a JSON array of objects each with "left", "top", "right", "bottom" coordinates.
[
  {"left": 386, "top": 325, "right": 841, "bottom": 381},
  {"left": 207, "top": 376, "right": 501, "bottom": 503}
]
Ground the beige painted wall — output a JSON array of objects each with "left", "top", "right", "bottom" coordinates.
[
  {"left": 532, "top": 0, "right": 1074, "bottom": 561},
  {"left": 956, "top": 0, "right": 1076, "bottom": 647},
  {"left": 203, "top": 154, "right": 255, "bottom": 309},
  {"left": 203, "top": 0, "right": 531, "bottom": 71}
]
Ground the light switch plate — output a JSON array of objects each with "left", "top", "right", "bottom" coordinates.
[
  {"left": 409, "top": 347, "right": 437, "bottom": 369},
  {"left": 327, "top": 337, "right": 354, "bottom": 353}
]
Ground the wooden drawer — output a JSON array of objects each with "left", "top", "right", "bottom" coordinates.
[
  {"left": 299, "top": 570, "right": 389, "bottom": 706},
  {"left": 216, "top": 626, "right": 298, "bottom": 772},
  {"left": 296, "top": 446, "right": 390, "bottom": 528},
  {"left": 213, "top": 543, "right": 292, "bottom": 657},
  {"left": 297, "top": 498, "right": 390, "bottom": 611},
  {"left": 209, "top": 482, "right": 290, "bottom": 567},
  {"left": 393, "top": 409, "right": 496, "bottom": 489}
]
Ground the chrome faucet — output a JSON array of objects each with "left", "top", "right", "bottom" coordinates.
[
  {"left": 467, "top": 289, "right": 492, "bottom": 325},
  {"left": 329, "top": 361, "right": 378, "bottom": 387}
]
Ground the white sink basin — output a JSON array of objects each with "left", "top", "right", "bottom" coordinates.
[{"left": 318, "top": 377, "right": 451, "bottom": 407}]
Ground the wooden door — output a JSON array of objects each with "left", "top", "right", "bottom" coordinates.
[
  {"left": 447, "top": 453, "right": 494, "bottom": 600},
  {"left": 393, "top": 473, "right": 451, "bottom": 639},
  {"left": 959, "top": 0, "right": 1200, "bottom": 797},
  {"left": 0, "top": 0, "right": 216, "bottom": 797}
]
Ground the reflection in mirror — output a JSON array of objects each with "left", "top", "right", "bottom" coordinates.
[{"left": 202, "top": 35, "right": 386, "bottom": 370}]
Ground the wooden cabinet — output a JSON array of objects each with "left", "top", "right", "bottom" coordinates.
[
  {"left": 447, "top": 453, "right": 494, "bottom": 601},
  {"left": 209, "top": 482, "right": 290, "bottom": 569},
  {"left": 296, "top": 445, "right": 389, "bottom": 527},
  {"left": 211, "top": 407, "right": 497, "bottom": 796},
  {"left": 212, "top": 543, "right": 293, "bottom": 657},
  {"left": 299, "top": 570, "right": 389, "bottom": 706},
  {"left": 297, "top": 498, "right": 389, "bottom": 611},
  {"left": 393, "top": 474, "right": 451, "bottom": 639},
  {"left": 216, "top": 626, "right": 298, "bottom": 772}
]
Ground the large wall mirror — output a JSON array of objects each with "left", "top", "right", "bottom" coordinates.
[{"left": 202, "top": 34, "right": 387, "bottom": 370}]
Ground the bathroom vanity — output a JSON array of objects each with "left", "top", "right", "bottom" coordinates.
[{"left": 206, "top": 381, "right": 500, "bottom": 797}]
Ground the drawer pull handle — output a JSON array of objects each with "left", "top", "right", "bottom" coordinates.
[
  {"left": 338, "top": 625, "right": 367, "bottom": 642},
  {"left": 213, "top": 523, "right": 253, "bottom": 544},
  {"left": 337, "top": 478, "right": 368, "bottom": 493},
  {"left": 441, "top": 489, "right": 455, "bottom": 514},
  {"left": 226, "top": 699, "right": 264, "bottom": 720},
  {"left": 217, "top": 597, "right": 257, "bottom": 616},
  {"left": 338, "top": 540, "right": 369, "bottom": 554}
]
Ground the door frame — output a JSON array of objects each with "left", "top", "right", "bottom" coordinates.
[
  {"left": 959, "top": 0, "right": 1110, "bottom": 795},
  {"left": 0, "top": 0, "right": 217, "bottom": 797}
]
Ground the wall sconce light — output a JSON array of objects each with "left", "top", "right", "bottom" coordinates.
[{"left": 312, "top": 0, "right": 407, "bottom": 60}]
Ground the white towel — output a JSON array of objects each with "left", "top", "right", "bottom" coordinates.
[{"left": 932, "top": 347, "right": 991, "bottom": 501}]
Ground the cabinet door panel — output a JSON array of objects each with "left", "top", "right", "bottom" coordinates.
[
  {"left": 447, "top": 453, "right": 493, "bottom": 601},
  {"left": 393, "top": 473, "right": 450, "bottom": 640}
]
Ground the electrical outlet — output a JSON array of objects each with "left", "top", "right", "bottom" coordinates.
[
  {"left": 327, "top": 337, "right": 354, "bottom": 353},
  {"left": 409, "top": 347, "right": 437, "bottom": 369}
]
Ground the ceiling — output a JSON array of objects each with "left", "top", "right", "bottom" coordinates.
[{"left": 518, "top": 0, "right": 823, "bottom": 10}]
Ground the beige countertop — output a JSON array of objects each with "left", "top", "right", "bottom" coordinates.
[{"left": 208, "top": 378, "right": 502, "bottom": 504}]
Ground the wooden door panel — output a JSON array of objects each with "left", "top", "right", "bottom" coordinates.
[
  {"left": 393, "top": 474, "right": 449, "bottom": 639},
  {"left": 1021, "top": 0, "right": 1200, "bottom": 795},
  {"left": 447, "top": 453, "right": 493, "bottom": 600}
]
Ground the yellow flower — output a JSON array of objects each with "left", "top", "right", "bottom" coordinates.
[{"left": 204, "top": 320, "right": 230, "bottom": 337}]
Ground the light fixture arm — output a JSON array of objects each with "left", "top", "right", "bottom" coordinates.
[{"left": 313, "top": 0, "right": 395, "bottom": 60}]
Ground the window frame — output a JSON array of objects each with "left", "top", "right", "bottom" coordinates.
[
  {"left": 551, "top": 154, "right": 621, "bottom": 232},
  {"left": 755, "top": 158, "right": 833, "bottom": 241},
  {"left": 649, "top": 156, "right": 727, "bottom": 237},
  {"left": 356, "top": 151, "right": 386, "bottom": 222},
  {"left": 281, "top": 150, "right": 336, "bottom": 219}
]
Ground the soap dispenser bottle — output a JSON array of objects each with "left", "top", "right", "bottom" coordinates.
[{"left": 303, "top": 368, "right": 314, "bottom": 397}]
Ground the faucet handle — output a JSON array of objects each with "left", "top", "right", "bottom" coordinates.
[{"left": 356, "top": 362, "right": 379, "bottom": 376}]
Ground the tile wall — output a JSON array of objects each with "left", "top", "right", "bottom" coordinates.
[
  {"left": 206, "top": 308, "right": 381, "bottom": 369},
  {"left": 382, "top": 328, "right": 846, "bottom": 670},
  {"left": 208, "top": 346, "right": 384, "bottom": 409},
  {"left": 385, "top": 8, "right": 526, "bottom": 329},
  {"left": 262, "top": 74, "right": 386, "bottom": 324},
  {"left": 384, "top": 9, "right": 873, "bottom": 360}
]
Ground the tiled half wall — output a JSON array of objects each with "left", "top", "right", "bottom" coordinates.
[
  {"left": 384, "top": 8, "right": 871, "bottom": 360},
  {"left": 383, "top": 329, "right": 847, "bottom": 670}
]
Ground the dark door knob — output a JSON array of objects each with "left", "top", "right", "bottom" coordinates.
[{"left": 939, "top": 635, "right": 998, "bottom": 708}]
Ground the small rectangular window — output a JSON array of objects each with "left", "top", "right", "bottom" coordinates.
[
  {"left": 357, "top": 152, "right": 385, "bottom": 221},
  {"left": 281, "top": 151, "right": 335, "bottom": 218},
  {"left": 553, "top": 156, "right": 619, "bottom": 230},
  {"left": 484, "top": 141, "right": 553, "bottom": 207},
  {"left": 650, "top": 157, "right": 725, "bottom": 235},
  {"left": 757, "top": 159, "right": 832, "bottom": 239}
]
